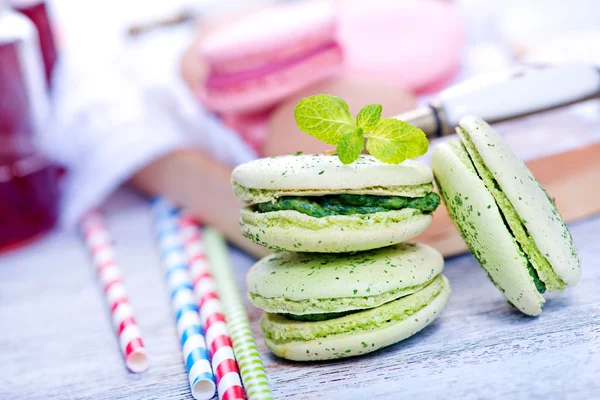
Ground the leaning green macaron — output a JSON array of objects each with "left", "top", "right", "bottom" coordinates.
[
  {"left": 247, "top": 243, "right": 451, "bottom": 361},
  {"left": 432, "top": 116, "right": 580, "bottom": 316},
  {"left": 232, "top": 154, "right": 440, "bottom": 252}
]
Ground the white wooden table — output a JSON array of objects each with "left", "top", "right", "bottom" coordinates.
[{"left": 0, "top": 188, "right": 598, "bottom": 400}]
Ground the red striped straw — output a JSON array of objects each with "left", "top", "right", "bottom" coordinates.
[
  {"left": 81, "top": 210, "right": 150, "bottom": 373},
  {"left": 179, "top": 215, "right": 245, "bottom": 400}
]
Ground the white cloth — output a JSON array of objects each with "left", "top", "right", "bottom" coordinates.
[{"left": 44, "top": 23, "right": 256, "bottom": 229}]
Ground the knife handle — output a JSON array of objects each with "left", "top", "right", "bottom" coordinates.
[{"left": 437, "top": 64, "right": 600, "bottom": 134}]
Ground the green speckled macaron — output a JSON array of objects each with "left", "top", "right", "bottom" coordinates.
[
  {"left": 232, "top": 154, "right": 440, "bottom": 252},
  {"left": 247, "top": 243, "right": 451, "bottom": 361},
  {"left": 432, "top": 116, "right": 580, "bottom": 316}
]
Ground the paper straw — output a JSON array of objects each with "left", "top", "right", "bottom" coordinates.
[
  {"left": 151, "top": 199, "right": 216, "bottom": 400},
  {"left": 80, "top": 210, "right": 149, "bottom": 373},
  {"left": 203, "top": 228, "right": 273, "bottom": 400},
  {"left": 179, "top": 216, "right": 245, "bottom": 400}
]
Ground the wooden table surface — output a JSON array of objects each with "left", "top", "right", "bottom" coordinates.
[{"left": 0, "top": 189, "right": 599, "bottom": 400}]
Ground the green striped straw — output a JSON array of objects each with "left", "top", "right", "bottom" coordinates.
[{"left": 203, "top": 229, "right": 273, "bottom": 400}]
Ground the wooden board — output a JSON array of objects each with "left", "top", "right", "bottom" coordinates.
[{"left": 418, "top": 143, "right": 600, "bottom": 256}]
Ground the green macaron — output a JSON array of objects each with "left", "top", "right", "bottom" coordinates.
[
  {"left": 432, "top": 116, "right": 580, "bottom": 316},
  {"left": 232, "top": 154, "right": 440, "bottom": 253},
  {"left": 247, "top": 243, "right": 451, "bottom": 361}
]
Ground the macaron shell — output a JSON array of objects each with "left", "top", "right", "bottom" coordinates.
[
  {"left": 201, "top": 2, "right": 337, "bottom": 64},
  {"left": 198, "top": 45, "right": 343, "bottom": 114},
  {"left": 196, "top": 48, "right": 342, "bottom": 113},
  {"left": 339, "top": 0, "right": 463, "bottom": 92},
  {"left": 460, "top": 116, "right": 580, "bottom": 286},
  {"left": 262, "top": 274, "right": 451, "bottom": 361},
  {"left": 221, "top": 111, "right": 271, "bottom": 155},
  {"left": 432, "top": 140, "right": 544, "bottom": 316},
  {"left": 241, "top": 207, "right": 432, "bottom": 253},
  {"left": 247, "top": 243, "right": 444, "bottom": 301},
  {"left": 232, "top": 154, "right": 433, "bottom": 191}
]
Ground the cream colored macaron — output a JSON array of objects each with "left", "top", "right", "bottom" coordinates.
[
  {"left": 432, "top": 116, "right": 580, "bottom": 316},
  {"left": 232, "top": 154, "right": 440, "bottom": 252}
]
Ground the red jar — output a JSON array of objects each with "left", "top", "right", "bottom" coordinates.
[
  {"left": 0, "top": 1, "right": 59, "bottom": 252},
  {"left": 9, "top": 0, "right": 57, "bottom": 85}
]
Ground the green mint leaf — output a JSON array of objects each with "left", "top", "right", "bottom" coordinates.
[
  {"left": 365, "top": 119, "right": 428, "bottom": 164},
  {"left": 294, "top": 95, "right": 356, "bottom": 145},
  {"left": 337, "top": 129, "right": 364, "bottom": 164},
  {"left": 328, "top": 95, "right": 351, "bottom": 112},
  {"left": 356, "top": 104, "right": 382, "bottom": 131}
]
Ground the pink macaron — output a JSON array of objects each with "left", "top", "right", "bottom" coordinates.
[
  {"left": 221, "top": 111, "right": 271, "bottom": 155},
  {"left": 198, "top": 2, "right": 343, "bottom": 114},
  {"left": 338, "top": 0, "right": 464, "bottom": 93}
]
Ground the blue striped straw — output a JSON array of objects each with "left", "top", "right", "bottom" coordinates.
[{"left": 151, "top": 197, "right": 216, "bottom": 400}]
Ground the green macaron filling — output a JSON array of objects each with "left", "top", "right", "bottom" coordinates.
[
  {"left": 255, "top": 192, "right": 440, "bottom": 218},
  {"left": 280, "top": 311, "right": 358, "bottom": 322},
  {"left": 249, "top": 278, "right": 434, "bottom": 315},
  {"left": 261, "top": 275, "right": 445, "bottom": 344},
  {"left": 457, "top": 128, "right": 566, "bottom": 292}
]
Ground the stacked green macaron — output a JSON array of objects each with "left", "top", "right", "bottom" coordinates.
[
  {"left": 232, "top": 154, "right": 451, "bottom": 361},
  {"left": 232, "top": 154, "right": 440, "bottom": 253},
  {"left": 248, "top": 244, "right": 450, "bottom": 361}
]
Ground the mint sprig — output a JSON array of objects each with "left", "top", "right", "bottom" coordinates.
[
  {"left": 293, "top": 94, "right": 356, "bottom": 145},
  {"left": 294, "top": 94, "right": 428, "bottom": 164},
  {"left": 337, "top": 130, "right": 364, "bottom": 164},
  {"left": 366, "top": 119, "right": 429, "bottom": 164},
  {"left": 356, "top": 104, "right": 382, "bottom": 132}
]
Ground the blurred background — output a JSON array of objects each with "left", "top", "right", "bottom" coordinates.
[{"left": 1, "top": 0, "right": 599, "bottom": 256}]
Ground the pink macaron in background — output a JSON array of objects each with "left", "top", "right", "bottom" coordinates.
[
  {"left": 185, "top": 0, "right": 466, "bottom": 154},
  {"left": 338, "top": 0, "right": 464, "bottom": 93},
  {"left": 197, "top": 1, "right": 343, "bottom": 114},
  {"left": 221, "top": 110, "right": 272, "bottom": 154}
]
